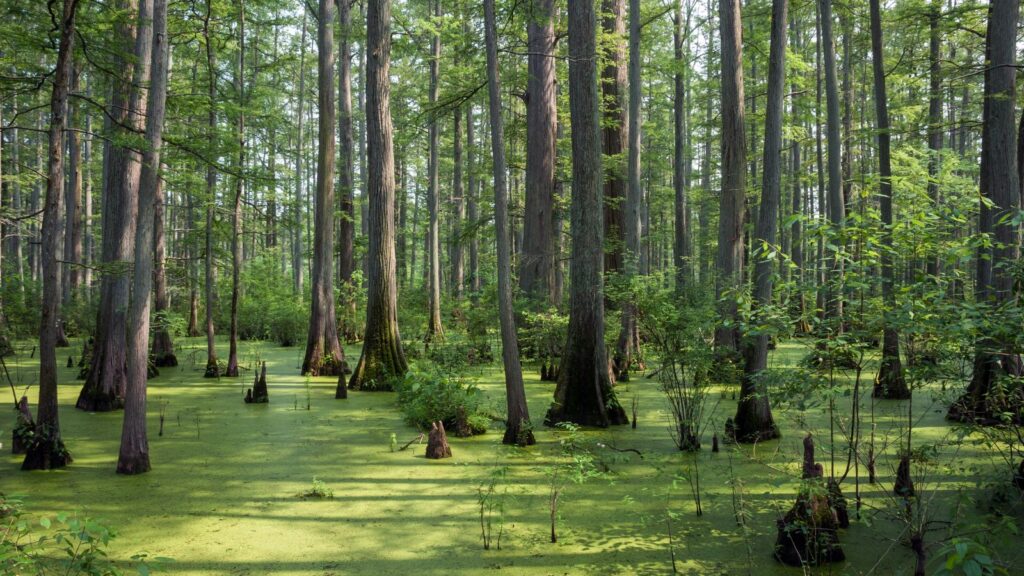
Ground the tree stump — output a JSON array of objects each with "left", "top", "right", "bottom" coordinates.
[
  {"left": 67, "top": 356, "right": 74, "bottom": 368},
  {"left": 335, "top": 371, "right": 348, "bottom": 399},
  {"left": 245, "top": 362, "right": 269, "bottom": 404},
  {"left": 425, "top": 421, "right": 452, "bottom": 459},
  {"left": 774, "top": 433, "right": 845, "bottom": 566},
  {"left": 12, "top": 396, "right": 33, "bottom": 455},
  {"left": 801, "top": 434, "right": 818, "bottom": 479},
  {"left": 894, "top": 453, "right": 915, "bottom": 498},
  {"left": 828, "top": 477, "right": 850, "bottom": 528},
  {"left": 712, "top": 433, "right": 720, "bottom": 453}
]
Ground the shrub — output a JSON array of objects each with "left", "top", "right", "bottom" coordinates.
[{"left": 394, "top": 368, "right": 489, "bottom": 436}]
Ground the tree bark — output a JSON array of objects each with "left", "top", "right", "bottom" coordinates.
[
  {"left": 202, "top": 1, "right": 219, "bottom": 378},
  {"left": 736, "top": 0, "right": 786, "bottom": 444},
  {"left": 820, "top": 0, "right": 844, "bottom": 326},
  {"left": 451, "top": 108, "right": 465, "bottom": 300},
  {"left": 225, "top": 0, "right": 246, "bottom": 378},
  {"left": 714, "top": 0, "right": 746, "bottom": 353},
  {"left": 337, "top": 0, "right": 357, "bottom": 339},
  {"left": 63, "top": 62, "right": 83, "bottom": 303},
  {"left": 870, "top": 0, "right": 908, "bottom": 400},
  {"left": 120, "top": 0, "right": 169, "bottom": 475},
  {"left": 545, "top": 0, "right": 627, "bottom": 429},
  {"left": 293, "top": 14, "right": 308, "bottom": 296},
  {"left": 483, "top": 0, "right": 535, "bottom": 446},
  {"left": 77, "top": 0, "right": 151, "bottom": 412},
  {"left": 600, "top": 0, "right": 627, "bottom": 280},
  {"left": 302, "top": 0, "right": 348, "bottom": 377},
  {"left": 467, "top": 105, "right": 480, "bottom": 297},
  {"left": 425, "top": 0, "right": 445, "bottom": 344},
  {"left": 950, "top": 0, "right": 1021, "bottom": 422},
  {"left": 347, "top": 0, "right": 408, "bottom": 393},
  {"left": 925, "top": 3, "right": 943, "bottom": 280},
  {"left": 673, "top": 0, "right": 691, "bottom": 292},
  {"left": 150, "top": 167, "right": 176, "bottom": 367},
  {"left": 614, "top": 0, "right": 643, "bottom": 379},
  {"left": 520, "top": 0, "right": 558, "bottom": 306},
  {"left": 23, "top": 0, "right": 80, "bottom": 471}
]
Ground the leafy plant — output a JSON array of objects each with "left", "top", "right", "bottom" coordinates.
[
  {"left": 393, "top": 367, "right": 490, "bottom": 436},
  {"left": 301, "top": 478, "right": 334, "bottom": 499}
]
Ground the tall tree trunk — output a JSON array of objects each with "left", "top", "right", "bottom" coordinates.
[
  {"left": 347, "top": 0, "right": 408, "bottom": 393},
  {"left": 714, "top": 0, "right": 746, "bottom": 353},
  {"left": 614, "top": 0, "right": 643, "bottom": 379},
  {"left": 293, "top": 14, "right": 308, "bottom": 296},
  {"left": 303, "top": 0, "right": 347, "bottom": 377},
  {"left": 451, "top": 108, "right": 465, "bottom": 299},
  {"left": 467, "top": 104, "right": 480, "bottom": 297},
  {"left": 673, "top": 0, "right": 691, "bottom": 292},
  {"left": 600, "top": 0, "right": 627, "bottom": 278},
  {"left": 545, "top": 0, "right": 628, "bottom": 429},
  {"left": 120, "top": 0, "right": 168, "bottom": 475},
  {"left": 77, "top": 0, "right": 151, "bottom": 412},
  {"left": 736, "top": 0, "right": 785, "bottom": 444},
  {"left": 820, "top": 0, "right": 844, "bottom": 326},
  {"left": 483, "top": 0, "right": 535, "bottom": 446},
  {"left": 870, "top": 0, "right": 908, "bottom": 400},
  {"left": 789, "top": 15, "right": 805, "bottom": 329},
  {"left": 520, "top": 0, "right": 558, "bottom": 305},
  {"left": 337, "top": 0, "right": 357, "bottom": 339},
  {"left": 950, "top": 0, "right": 1021, "bottom": 423},
  {"left": 150, "top": 167, "right": 176, "bottom": 367},
  {"left": 925, "top": 2, "right": 943, "bottom": 280},
  {"left": 23, "top": 0, "right": 79, "bottom": 471},
  {"left": 63, "top": 62, "right": 82, "bottom": 303},
  {"left": 225, "top": 0, "right": 246, "bottom": 378},
  {"left": 425, "top": 0, "right": 445, "bottom": 344},
  {"left": 202, "top": 1, "right": 219, "bottom": 378}
]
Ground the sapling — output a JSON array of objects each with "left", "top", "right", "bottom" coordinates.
[
  {"left": 545, "top": 423, "right": 603, "bottom": 543},
  {"left": 477, "top": 466, "right": 509, "bottom": 550}
]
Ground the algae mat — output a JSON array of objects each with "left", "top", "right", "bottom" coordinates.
[{"left": 2, "top": 338, "right": 1020, "bottom": 575}]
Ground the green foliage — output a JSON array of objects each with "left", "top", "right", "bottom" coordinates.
[
  {"left": 226, "top": 251, "right": 306, "bottom": 346},
  {"left": 301, "top": 478, "right": 334, "bottom": 500},
  {"left": 393, "top": 367, "right": 489, "bottom": 435},
  {"left": 477, "top": 466, "right": 510, "bottom": 551},
  {"left": 519, "top": 307, "right": 568, "bottom": 361},
  {"left": 933, "top": 538, "right": 1008, "bottom": 576}
]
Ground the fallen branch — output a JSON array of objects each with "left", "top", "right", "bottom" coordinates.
[{"left": 399, "top": 433, "right": 425, "bottom": 451}]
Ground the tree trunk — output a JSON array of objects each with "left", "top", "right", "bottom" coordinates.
[
  {"left": 293, "top": 14, "right": 307, "bottom": 296},
  {"left": 950, "top": 0, "right": 1021, "bottom": 423},
  {"left": 714, "top": 0, "right": 746, "bottom": 353},
  {"left": 303, "top": 0, "right": 348, "bottom": 377},
  {"left": 347, "top": 0, "right": 408, "bottom": 393},
  {"left": 545, "top": 0, "right": 628, "bottom": 429},
  {"left": 614, "top": 0, "right": 643, "bottom": 380},
  {"left": 226, "top": 0, "right": 246, "bottom": 378},
  {"left": 467, "top": 105, "right": 480, "bottom": 297},
  {"left": 451, "top": 108, "right": 465, "bottom": 300},
  {"left": 520, "top": 0, "right": 558, "bottom": 306},
  {"left": 483, "top": 0, "right": 535, "bottom": 446},
  {"left": 869, "top": 0, "right": 908, "bottom": 400},
  {"left": 63, "top": 62, "right": 83, "bottom": 303},
  {"left": 151, "top": 167, "right": 176, "bottom": 367},
  {"left": 925, "top": 3, "right": 943, "bottom": 280},
  {"left": 120, "top": 0, "right": 168, "bottom": 475},
  {"left": 23, "top": 0, "right": 80, "bottom": 471},
  {"left": 736, "top": 0, "right": 786, "bottom": 444},
  {"left": 202, "top": 1, "right": 219, "bottom": 377},
  {"left": 425, "top": 0, "right": 445, "bottom": 344},
  {"left": 337, "top": 0, "right": 356, "bottom": 340},
  {"left": 77, "top": 0, "right": 151, "bottom": 412},
  {"left": 673, "top": 1, "right": 691, "bottom": 292},
  {"left": 600, "top": 0, "right": 627, "bottom": 279},
  {"left": 820, "top": 0, "right": 844, "bottom": 326}
]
